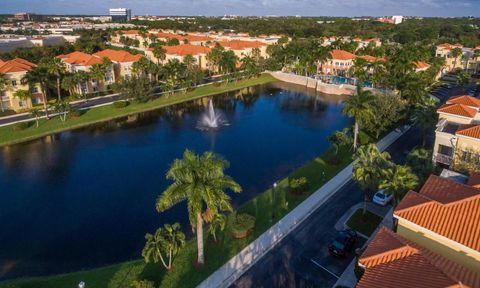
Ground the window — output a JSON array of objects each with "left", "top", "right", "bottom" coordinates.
[
  {"left": 438, "top": 145, "right": 453, "bottom": 156},
  {"left": 32, "top": 87, "right": 38, "bottom": 93},
  {"left": 11, "top": 80, "right": 17, "bottom": 87}
]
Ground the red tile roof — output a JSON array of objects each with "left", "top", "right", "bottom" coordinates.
[
  {"left": 456, "top": 124, "right": 480, "bottom": 139},
  {"left": 437, "top": 103, "right": 477, "bottom": 118},
  {"left": 358, "top": 227, "right": 480, "bottom": 288},
  {"left": 118, "top": 30, "right": 140, "bottom": 35},
  {"left": 330, "top": 49, "right": 357, "bottom": 60},
  {"left": 57, "top": 51, "right": 103, "bottom": 66},
  {"left": 468, "top": 172, "right": 480, "bottom": 189},
  {"left": 447, "top": 95, "right": 480, "bottom": 108},
  {"left": 156, "top": 32, "right": 213, "bottom": 42},
  {"left": 394, "top": 175, "right": 480, "bottom": 251},
  {"left": 94, "top": 49, "right": 143, "bottom": 63},
  {"left": 414, "top": 61, "right": 430, "bottom": 69},
  {"left": 162, "top": 44, "right": 211, "bottom": 56},
  {"left": 359, "top": 55, "right": 385, "bottom": 62},
  {"left": 0, "top": 58, "right": 36, "bottom": 73},
  {"left": 438, "top": 43, "right": 464, "bottom": 50},
  {"left": 217, "top": 40, "right": 266, "bottom": 50}
]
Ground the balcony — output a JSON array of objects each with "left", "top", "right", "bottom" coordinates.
[{"left": 434, "top": 153, "right": 453, "bottom": 166}]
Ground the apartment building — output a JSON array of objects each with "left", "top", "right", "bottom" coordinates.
[
  {"left": 435, "top": 43, "right": 480, "bottom": 75},
  {"left": 146, "top": 44, "right": 211, "bottom": 69},
  {"left": 317, "top": 49, "right": 357, "bottom": 76},
  {"left": 217, "top": 40, "right": 268, "bottom": 58},
  {"left": 357, "top": 173, "right": 480, "bottom": 287},
  {"left": 0, "top": 58, "right": 44, "bottom": 111},
  {"left": 57, "top": 51, "right": 116, "bottom": 94},
  {"left": 93, "top": 49, "right": 143, "bottom": 80},
  {"left": 433, "top": 95, "right": 480, "bottom": 170}
]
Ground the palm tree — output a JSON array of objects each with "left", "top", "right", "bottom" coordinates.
[
  {"left": 473, "top": 49, "right": 480, "bottom": 75},
  {"left": 206, "top": 43, "right": 225, "bottom": 74},
  {"left": 89, "top": 61, "right": 110, "bottom": 92},
  {"left": 23, "top": 66, "right": 50, "bottom": 118},
  {"left": 156, "top": 150, "right": 241, "bottom": 265},
  {"left": 132, "top": 57, "right": 152, "bottom": 77},
  {"left": 208, "top": 213, "right": 227, "bottom": 243},
  {"left": 412, "top": 100, "right": 437, "bottom": 146},
  {"left": 379, "top": 165, "right": 418, "bottom": 205},
  {"left": 153, "top": 46, "right": 167, "bottom": 65},
  {"left": 349, "top": 57, "right": 369, "bottom": 83},
  {"left": 61, "top": 73, "right": 78, "bottom": 97},
  {"left": 353, "top": 144, "right": 392, "bottom": 215},
  {"left": 75, "top": 70, "right": 90, "bottom": 101},
  {"left": 241, "top": 55, "right": 260, "bottom": 78},
  {"left": 451, "top": 47, "right": 462, "bottom": 69},
  {"left": 14, "top": 89, "right": 30, "bottom": 108},
  {"left": 30, "top": 107, "right": 41, "bottom": 128},
  {"left": 219, "top": 50, "right": 238, "bottom": 76},
  {"left": 163, "top": 58, "right": 186, "bottom": 94},
  {"left": 342, "top": 85, "right": 375, "bottom": 151},
  {"left": 44, "top": 57, "right": 66, "bottom": 101},
  {"left": 0, "top": 73, "right": 9, "bottom": 112},
  {"left": 142, "top": 223, "right": 186, "bottom": 271}
]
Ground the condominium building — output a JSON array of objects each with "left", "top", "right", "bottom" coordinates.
[
  {"left": 57, "top": 51, "right": 116, "bottom": 94},
  {"left": 357, "top": 173, "right": 480, "bottom": 287},
  {"left": 217, "top": 40, "right": 268, "bottom": 58},
  {"left": 109, "top": 8, "right": 131, "bottom": 22},
  {"left": 146, "top": 44, "right": 212, "bottom": 70},
  {"left": 435, "top": 43, "right": 480, "bottom": 75},
  {"left": 317, "top": 49, "right": 357, "bottom": 76},
  {"left": 0, "top": 58, "right": 44, "bottom": 111},
  {"left": 433, "top": 95, "right": 480, "bottom": 171},
  {"left": 93, "top": 49, "right": 143, "bottom": 80}
]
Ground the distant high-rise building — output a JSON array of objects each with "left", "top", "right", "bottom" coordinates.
[
  {"left": 14, "top": 12, "right": 40, "bottom": 21},
  {"left": 109, "top": 8, "right": 131, "bottom": 22}
]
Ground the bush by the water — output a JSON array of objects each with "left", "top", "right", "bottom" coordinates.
[
  {"left": 289, "top": 177, "right": 309, "bottom": 195},
  {"left": 231, "top": 213, "right": 256, "bottom": 239},
  {"left": 69, "top": 109, "right": 84, "bottom": 118},
  {"left": 11, "top": 121, "right": 32, "bottom": 131},
  {"left": 113, "top": 101, "right": 129, "bottom": 108}
]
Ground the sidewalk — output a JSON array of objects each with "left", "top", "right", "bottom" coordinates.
[{"left": 197, "top": 126, "right": 410, "bottom": 288}]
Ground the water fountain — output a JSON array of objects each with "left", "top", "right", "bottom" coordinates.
[{"left": 198, "top": 99, "right": 228, "bottom": 130}]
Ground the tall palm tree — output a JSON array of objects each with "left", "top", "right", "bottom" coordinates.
[
  {"left": 142, "top": 223, "right": 186, "bottom": 271},
  {"left": 23, "top": 67, "right": 50, "bottom": 118},
  {"left": 89, "top": 62, "right": 109, "bottom": 92},
  {"left": 349, "top": 57, "right": 369, "bottom": 83},
  {"left": 163, "top": 58, "right": 186, "bottom": 93},
  {"left": 153, "top": 46, "right": 167, "bottom": 65},
  {"left": 208, "top": 213, "right": 227, "bottom": 243},
  {"left": 156, "top": 150, "right": 241, "bottom": 265},
  {"left": 61, "top": 73, "right": 78, "bottom": 97},
  {"left": 342, "top": 85, "right": 375, "bottom": 151},
  {"left": 75, "top": 70, "right": 90, "bottom": 101},
  {"left": 379, "top": 165, "right": 418, "bottom": 205},
  {"left": 451, "top": 47, "right": 462, "bottom": 69},
  {"left": 0, "top": 73, "right": 8, "bottom": 112},
  {"left": 353, "top": 144, "right": 392, "bottom": 215},
  {"left": 473, "top": 49, "right": 480, "bottom": 75},
  {"left": 219, "top": 50, "right": 238, "bottom": 75},
  {"left": 44, "top": 57, "right": 66, "bottom": 101},
  {"left": 206, "top": 43, "right": 225, "bottom": 74},
  {"left": 132, "top": 57, "right": 152, "bottom": 77},
  {"left": 30, "top": 108, "right": 41, "bottom": 128},
  {"left": 412, "top": 100, "right": 437, "bottom": 146}
]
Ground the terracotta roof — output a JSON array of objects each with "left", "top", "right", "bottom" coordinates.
[
  {"left": 118, "top": 30, "right": 140, "bottom": 35},
  {"left": 57, "top": 51, "right": 103, "bottom": 66},
  {"left": 0, "top": 58, "right": 36, "bottom": 73},
  {"left": 456, "top": 124, "right": 480, "bottom": 139},
  {"left": 330, "top": 49, "right": 357, "bottom": 60},
  {"left": 437, "top": 103, "right": 477, "bottom": 118},
  {"left": 359, "top": 55, "right": 385, "bottom": 62},
  {"left": 414, "top": 61, "right": 430, "bottom": 69},
  {"left": 358, "top": 227, "right": 480, "bottom": 288},
  {"left": 94, "top": 49, "right": 143, "bottom": 63},
  {"left": 217, "top": 40, "right": 266, "bottom": 50},
  {"left": 438, "top": 43, "right": 464, "bottom": 50},
  {"left": 447, "top": 95, "right": 480, "bottom": 108},
  {"left": 394, "top": 175, "right": 480, "bottom": 251},
  {"left": 162, "top": 44, "right": 211, "bottom": 56},
  {"left": 156, "top": 32, "right": 213, "bottom": 42},
  {"left": 468, "top": 172, "right": 480, "bottom": 189}
]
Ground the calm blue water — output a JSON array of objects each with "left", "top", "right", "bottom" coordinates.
[{"left": 0, "top": 82, "right": 350, "bottom": 280}]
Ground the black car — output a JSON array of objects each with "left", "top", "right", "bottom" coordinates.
[{"left": 328, "top": 230, "right": 358, "bottom": 257}]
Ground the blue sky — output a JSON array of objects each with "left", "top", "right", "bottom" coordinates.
[{"left": 0, "top": 0, "right": 479, "bottom": 16}]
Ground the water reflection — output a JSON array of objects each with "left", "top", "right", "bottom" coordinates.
[{"left": 0, "top": 82, "right": 350, "bottom": 280}]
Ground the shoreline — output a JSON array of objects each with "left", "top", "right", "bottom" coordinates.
[{"left": 0, "top": 74, "right": 278, "bottom": 148}]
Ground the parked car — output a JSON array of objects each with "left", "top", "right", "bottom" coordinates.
[
  {"left": 372, "top": 189, "right": 393, "bottom": 206},
  {"left": 328, "top": 229, "right": 357, "bottom": 257}
]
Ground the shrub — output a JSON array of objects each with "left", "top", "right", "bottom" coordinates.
[
  {"left": 11, "top": 121, "right": 32, "bottom": 131},
  {"left": 114, "top": 101, "right": 129, "bottom": 108},
  {"left": 212, "top": 82, "right": 221, "bottom": 87},
  {"left": 289, "top": 177, "right": 309, "bottom": 195},
  {"left": 131, "top": 279, "right": 156, "bottom": 288},
  {"left": 69, "top": 109, "right": 84, "bottom": 118},
  {"left": 231, "top": 213, "right": 256, "bottom": 239}
]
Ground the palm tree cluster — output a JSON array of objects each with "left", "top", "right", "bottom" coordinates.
[
  {"left": 353, "top": 144, "right": 418, "bottom": 214},
  {"left": 156, "top": 150, "right": 242, "bottom": 265},
  {"left": 142, "top": 223, "right": 186, "bottom": 271}
]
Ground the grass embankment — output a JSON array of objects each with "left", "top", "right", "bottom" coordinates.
[
  {"left": 346, "top": 209, "right": 383, "bottom": 237},
  {"left": 0, "top": 74, "right": 277, "bottom": 147},
  {"left": 0, "top": 147, "right": 353, "bottom": 288}
]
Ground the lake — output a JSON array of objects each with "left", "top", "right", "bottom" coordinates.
[{"left": 0, "top": 81, "right": 350, "bottom": 280}]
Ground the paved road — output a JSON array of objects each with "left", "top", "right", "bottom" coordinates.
[
  {"left": 0, "top": 94, "right": 121, "bottom": 126},
  {"left": 231, "top": 85, "right": 463, "bottom": 288}
]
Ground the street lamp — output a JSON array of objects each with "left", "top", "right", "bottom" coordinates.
[{"left": 271, "top": 182, "right": 278, "bottom": 222}]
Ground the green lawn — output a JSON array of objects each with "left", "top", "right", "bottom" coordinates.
[
  {"left": 0, "top": 74, "right": 277, "bottom": 147},
  {"left": 0, "top": 147, "right": 353, "bottom": 288},
  {"left": 346, "top": 209, "right": 383, "bottom": 237}
]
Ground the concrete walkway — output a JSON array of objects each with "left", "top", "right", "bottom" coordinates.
[{"left": 197, "top": 125, "right": 410, "bottom": 288}]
